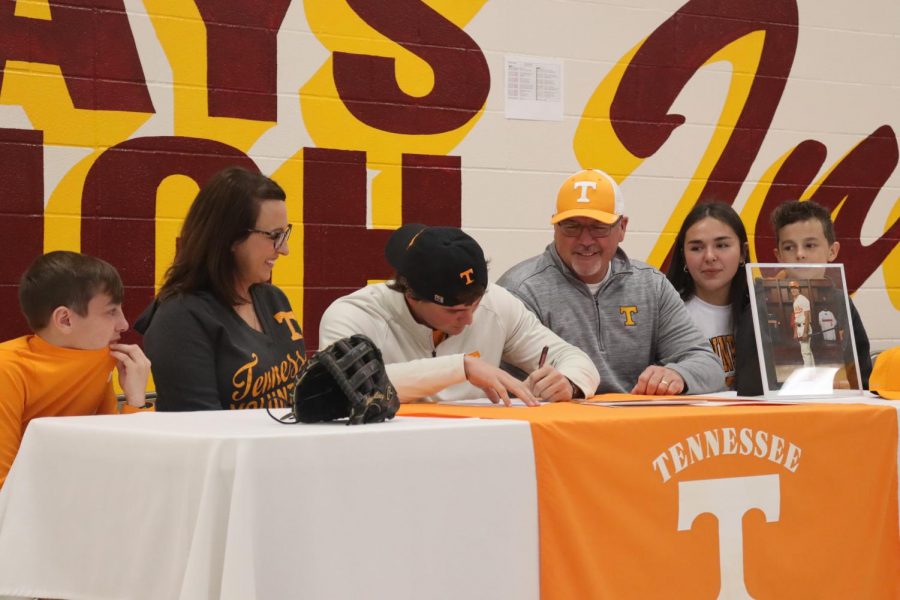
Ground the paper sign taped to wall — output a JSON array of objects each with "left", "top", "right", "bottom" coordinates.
[{"left": 505, "top": 54, "right": 563, "bottom": 121}]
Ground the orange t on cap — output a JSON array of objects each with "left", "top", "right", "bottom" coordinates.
[
  {"left": 870, "top": 346, "right": 900, "bottom": 400},
  {"left": 552, "top": 169, "right": 624, "bottom": 225}
]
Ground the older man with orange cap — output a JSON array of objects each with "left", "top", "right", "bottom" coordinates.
[{"left": 498, "top": 169, "right": 724, "bottom": 396}]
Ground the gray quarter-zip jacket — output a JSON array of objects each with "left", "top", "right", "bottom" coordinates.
[{"left": 498, "top": 245, "right": 725, "bottom": 395}]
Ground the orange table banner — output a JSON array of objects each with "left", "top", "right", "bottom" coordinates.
[{"left": 399, "top": 401, "right": 900, "bottom": 599}]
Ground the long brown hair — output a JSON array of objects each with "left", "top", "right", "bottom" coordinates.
[
  {"left": 666, "top": 202, "right": 749, "bottom": 325},
  {"left": 157, "top": 167, "right": 286, "bottom": 306}
]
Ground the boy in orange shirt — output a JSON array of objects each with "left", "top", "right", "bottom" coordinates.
[{"left": 0, "top": 251, "right": 152, "bottom": 489}]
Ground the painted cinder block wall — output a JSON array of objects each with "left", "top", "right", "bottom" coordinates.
[{"left": 0, "top": 0, "right": 897, "bottom": 354}]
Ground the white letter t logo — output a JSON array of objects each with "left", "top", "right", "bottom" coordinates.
[
  {"left": 573, "top": 181, "right": 596, "bottom": 203},
  {"left": 678, "top": 475, "right": 780, "bottom": 599}
]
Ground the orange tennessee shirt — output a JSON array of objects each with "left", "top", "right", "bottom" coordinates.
[{"left": 0, "top": 335, "right": 123, "bottom": 488}]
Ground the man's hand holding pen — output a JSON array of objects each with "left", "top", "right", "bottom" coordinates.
[{"left": 525, "top": 345, "right": 580, "bottom": 402}]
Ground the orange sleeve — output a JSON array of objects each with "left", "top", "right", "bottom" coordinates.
[
  {"left": 120, "top": 402, "right": 155, "bottom": 414},
  {"left": 101, "top": 381, "right": 156, "bottom": 414},
  {"left": 0, "top": 363, "right": 27, "bottom": 489}
]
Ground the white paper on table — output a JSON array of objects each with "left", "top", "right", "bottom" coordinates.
[
  {"left": 437, "top": 398, "right": 543, "bottom": 407},
  {"left": 579, "top": 399, "right": 702, "bottom": 407},
  {"left": 578, "top": 392, "right": 770, "bottom": 408}
]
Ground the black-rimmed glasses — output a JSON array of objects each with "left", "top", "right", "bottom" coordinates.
[
  {"left": 557, "top": 218, "right": 620, "bottom": 239},
  {"left": 247, "top": 223, "right": 292, "bottom": 250}
]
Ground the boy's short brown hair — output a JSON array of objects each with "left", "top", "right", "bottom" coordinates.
[
  {"left": 18, "top": 251, "right": 124, "bottom": 331},
  {"left": 770, "top": 200, "right": 835, "bottom": 244}
]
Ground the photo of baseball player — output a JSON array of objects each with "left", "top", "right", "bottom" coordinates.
[{"left": 790, "top": 281, "right": 815, "bottom": 367}]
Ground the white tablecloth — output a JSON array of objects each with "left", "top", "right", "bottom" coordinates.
[{"left": 0, "top": 410, "right": 538, "bottom": 600}]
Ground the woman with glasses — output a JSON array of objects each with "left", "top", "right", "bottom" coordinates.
[{"left": 135, "top": 167, "right": 305, "bottom": 410}]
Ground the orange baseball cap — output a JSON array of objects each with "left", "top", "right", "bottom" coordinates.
[
  {"left": 552, "top": 169, "right": 624, "bottom": 225},
  {"left": 870, "top": 346, "right": 900, "bottom": 400}
]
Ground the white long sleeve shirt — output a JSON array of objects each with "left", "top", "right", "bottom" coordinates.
[{"left": 319, "top": 283, "right": 600, "bottom": 402}]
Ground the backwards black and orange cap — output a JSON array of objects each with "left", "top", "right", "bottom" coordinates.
[{"left": 385, "top": 223, "right": 488, "bottom": 306}]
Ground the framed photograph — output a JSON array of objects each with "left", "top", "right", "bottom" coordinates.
[{"left": 745, "top": 263, "right": 863, "bottom": 398}]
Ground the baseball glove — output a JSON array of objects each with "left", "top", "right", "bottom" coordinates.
[{"left": 272, "top": 334, "right": 399, "bottom": 425}]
